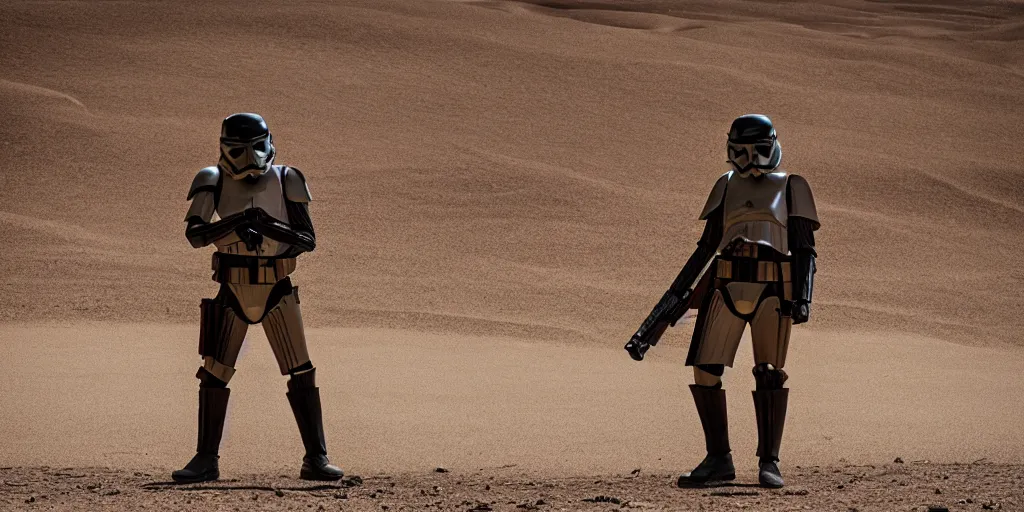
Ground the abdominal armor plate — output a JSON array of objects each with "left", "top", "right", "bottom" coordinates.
[{"left": 719, "top": 171, "right": 789, "bottom": 254}]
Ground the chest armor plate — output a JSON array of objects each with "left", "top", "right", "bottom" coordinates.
[
  {"left": 720, "top": 172, "right": 789, "bottom": 254},
  {"left": 214, "top": 166, "right": 292, "bottom": 256}
]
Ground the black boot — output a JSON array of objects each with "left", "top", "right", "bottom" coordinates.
[
  {"left": 678, "top": 384, "right": 736, "bottom": 487},
  {"left": 287, "top": 369, "right": 344, "bottom": 481},
  {"left": 753, "top": 388, "right": 789, "bottom": 488},
  {"left": 172, "top": 387, "right": 230, "bottom": 483}
]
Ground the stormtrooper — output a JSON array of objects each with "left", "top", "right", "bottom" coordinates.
[
  {"left": 625, "top": 114, "right": 819, "bottom": 488},
  {"left": 173, "top": 113, "right": 343, "bottom": 483}
]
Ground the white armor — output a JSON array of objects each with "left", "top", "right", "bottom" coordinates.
[
  {"left": 186, "top": 165, "right": 312, "bottom": 258},
  {"left": 186, "top": 164, "right": 315, "bottom": 379},
  {"left": 699, "top": 170, "right": 819, "bottom": 255},
  {"left": 690, "top": 169, "right": 818, "bottom": 371}
]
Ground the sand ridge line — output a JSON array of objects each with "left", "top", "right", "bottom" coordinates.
[{"left": 0, "top": 78, "right": 89, "bottom": 112}]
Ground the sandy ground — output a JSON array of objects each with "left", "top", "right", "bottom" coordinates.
[
  {"left": 2, "top": 324, "right": 1024, "bottom": 473},
  {"left": 2, "top": 0, "right": 1024, "bottom": 510},
  {"left": 3, "top": 463, "right": 1023, "bottom": 511}
]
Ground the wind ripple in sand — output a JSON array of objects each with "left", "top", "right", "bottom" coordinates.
[
  {"left": 519, "top": 4, "right": 708, "bottom": 33},
  {"left": 494, "top": 0, "right": 1024, "bottom": 41},
  {"left": 918, "top": 171, "right": 1024, "bottom": 216},
  {"left": 331, "top": 306, "right": 587, "bottom": 342},
  {"left": 0, "top": 79, "right": 89, "bottom": 112},
  {"left": 0, "top": 210, "right": 115, "bottom": 246}
]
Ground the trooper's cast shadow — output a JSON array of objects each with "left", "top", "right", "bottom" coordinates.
[{"left": 676, "top": 481, "right": 764, "bottom": 492}]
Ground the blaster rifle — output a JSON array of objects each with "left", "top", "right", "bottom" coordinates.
[{"left": 624, "top": 255, "right": 717, "bottom": 361}]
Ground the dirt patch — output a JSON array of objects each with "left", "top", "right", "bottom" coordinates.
[{"left": 2, "top": 463, "right": 1021, "bottom": 511}]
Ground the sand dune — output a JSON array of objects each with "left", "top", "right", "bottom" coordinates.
[
  {"left": 2, "top": 0, "right": 1022, "bottom": 346},
  {"left": 1, "top": 0, "right": 1023, "bottom": 494}
]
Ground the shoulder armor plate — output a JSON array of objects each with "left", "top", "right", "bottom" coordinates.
[
  {"left": 282, "top": 166, "right": 312, "bottom": 203},
  {"left": 699, "top": 171, "right": 732, "bottom": 220},
  {"left": 787, "top": 174, "right": 819, "bottom": 229},
  {"left": 188, "top": 166, "right": 221, "bottom": 200}
]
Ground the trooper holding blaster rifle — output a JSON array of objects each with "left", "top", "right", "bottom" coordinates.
[{"left": 625, "top": 114, "right": 820, "bottom": 489}]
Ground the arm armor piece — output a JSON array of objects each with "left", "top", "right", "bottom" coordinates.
[
  {"left": 255, "top": 206, "right": 316, "bottom": 254},
  {"left": 254, "top": 166, "right": 316, "bottom": 254},
  {"left": 787, "top": 175, "right": 819, "bottom": 305},
  {"left": 282, "top": 167, "right": 313, "bottom": 203},
  {"left": 185, "top": 211, "right": 250, "bottom": 249},
  {"left": 185, "top": 167, "right": 240, "bottom": 248},
  {"left": 188, "top": 166, "right": 221, "bottom": 200},
  {"left": 787, "top": 174, "right": 819, "bottom": 229},
  {"left": 788, "top": 216, "right": 816, "bottom": 304},
  {"left": 698, "top": 171, "right": 731, "bottom": 220}
]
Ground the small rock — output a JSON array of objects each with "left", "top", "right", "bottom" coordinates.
[
  {"left": 536, "top": 499, "right": 545, "bottom": 505},
  {"left": 894, "top": 457, "right": 904, "bottom": 464},
  {"left": 382, "top": 506, "right": 389, "bottom": 511},
  {"left": 630, "top": 469, "right": 641, "bottom": 476},
  {"left": 837, "top": 484, "right": 844, "bottom": 489},
  {"left": 582, "top": 496, "right": 622, "bottom": 505},
  {"left": 342, "top": 475, "right": 364, "bottom": 487},
  {"left": 274, "top": 489, "right": 285, "bottom": 497},
  {"left": 25, "top": 497, "right": 35, "bottom": 504},
  {"left": 484, "top": 485, "right": 490, "bottom": 491},
  {"left": 334, "top": 493, "right": 348, "bottom": 499},
  {"left": 435, "top": 467, "right": 449, "bottom": 473},
  {"left": 102, "top": 489, "right": 121, "bottom": 496},
  {"left": 935, "top": 488, "right": 942, "bottom": 494}
]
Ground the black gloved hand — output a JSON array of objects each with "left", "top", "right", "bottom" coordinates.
[
  {"left": 243, "top": 207, "right": 268, "bottom": 223},
  {"left": 235, "top": 225, "right": 264, "bottom": 251},
  {"left": 791, "top": 300, "right": 811, "bottom": 325}
]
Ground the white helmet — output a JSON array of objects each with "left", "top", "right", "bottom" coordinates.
[
  {"left": 218, "top": 113, "right": 276, "bottom": 180},
  {"left": 727, "top": 114, "right": 782, "bottom": 176}
]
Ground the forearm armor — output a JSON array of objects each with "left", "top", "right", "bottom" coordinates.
[
  {"left": 788, "top": 216, "right": 817, "bottom": 304},
  {"left": 256, "top": 201, "right": 316, "bottom": 253},
  {"left": 257, "top": 220, "right": 315, "bottom": 253},
  {"left": 185, "top": 212, "right": 248, "bottom": 249}
]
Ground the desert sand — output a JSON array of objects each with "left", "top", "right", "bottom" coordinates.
[{"left": 1, "top": 0, "right": 1023, "bottom": 510}]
